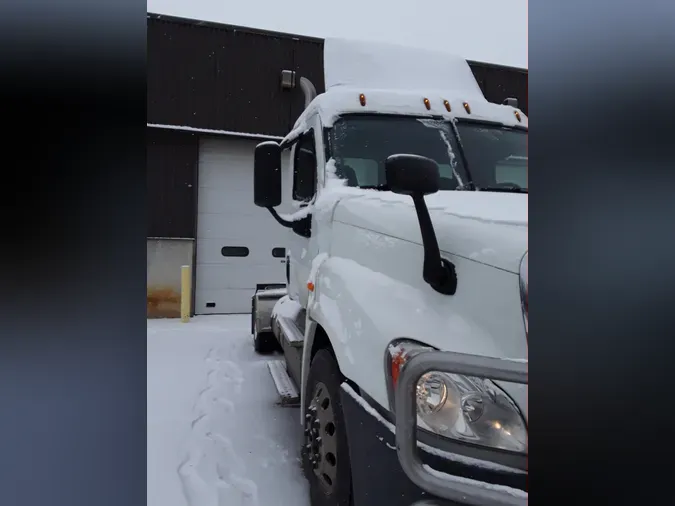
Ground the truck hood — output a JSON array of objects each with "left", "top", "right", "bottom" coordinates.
[{"left": 332, "top": 191, "right": 528, "bottom": 274}]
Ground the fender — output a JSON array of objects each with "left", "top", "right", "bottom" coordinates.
[
  {"left": 303, "top": 238, "right": 526, "bottom": 413},
  {"left": 298, "top": 251, "right": 330, "bottom": 421},
  {"left": 299, "top": 317, "right": 318, "bottom": 424}
]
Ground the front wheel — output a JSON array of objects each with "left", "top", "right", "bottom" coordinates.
[{"left": 303, "top": 349, "right": 353, "bottom": 506}]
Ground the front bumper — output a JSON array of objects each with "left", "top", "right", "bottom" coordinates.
[{"left": 340, "top": 382, "right": 527, "bottom": 506}]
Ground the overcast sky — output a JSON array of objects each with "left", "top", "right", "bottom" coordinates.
[{"left": 147, "top": 0, "right": 528, "bottom": 68}]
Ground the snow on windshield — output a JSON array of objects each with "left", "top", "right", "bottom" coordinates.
[{"left": 418, "top": 118, "right": 466, "bottom": 189}]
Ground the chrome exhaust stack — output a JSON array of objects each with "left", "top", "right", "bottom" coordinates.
[
  {"left": 298, "top": 76, "right": 317, "bottom": 109},
  {"left": 280, "top": 70, "right": 317, "bottom": 110}
]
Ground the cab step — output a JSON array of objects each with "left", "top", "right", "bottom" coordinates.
[
  {"left": 276, "top": 315, "right": 305, "bottom": 348},
  {"left": 267, "top": 359, "right": 300, "bottom": 407}
]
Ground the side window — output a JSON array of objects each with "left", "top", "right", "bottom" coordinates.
[{"left": 293, "top": 130, "right": 317, "bottom": 202}]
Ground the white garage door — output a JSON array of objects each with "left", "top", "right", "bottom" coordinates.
[{"left": 196, "top": 137, "right": 290, "bottom": 314}]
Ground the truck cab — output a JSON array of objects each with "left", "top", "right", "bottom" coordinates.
[{"left": 250, "top": 39, "right": 528, "bottom": 506}]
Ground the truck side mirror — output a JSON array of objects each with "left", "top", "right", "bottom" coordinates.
[
  {"left": 254, "top": 141, "right": 282, "bottom": 208},
  {"left": 385, "top": 154, "right": 440, "bottom": 196},
  {"left": 384, "top": 154, "right": 457, "bottom": 296}
]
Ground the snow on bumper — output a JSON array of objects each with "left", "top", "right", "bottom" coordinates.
[{"left": 340, "top": 383, "right": 527, "bottom": 506}]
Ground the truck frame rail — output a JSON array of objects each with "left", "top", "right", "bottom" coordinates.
[{"left": 394, "top": 351, "right": 528, "bottom": 506}]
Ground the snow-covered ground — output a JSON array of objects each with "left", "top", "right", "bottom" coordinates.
[{"left": 147, "top": 315, "right": 309, "bottom": 506}]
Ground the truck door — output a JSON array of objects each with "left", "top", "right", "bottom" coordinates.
[{"left": 288, "top": 128, "right": 318, "bottom": 308}]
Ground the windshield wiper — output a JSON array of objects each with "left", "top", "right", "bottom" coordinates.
[
  {"left": 359, "top": 184, "right": 390, "bottom": 191},
  {"left": 357, "top": 184, "right": 527, "bottom": 194},
  {"left": 478, "top": 186, "right": 528, "bottom": 193},
  {"left": 360, "top": 183, "right": 475, "bottom": 192},
  {"left": 455, "top": 183, "right": 476, "bottom": 191}
]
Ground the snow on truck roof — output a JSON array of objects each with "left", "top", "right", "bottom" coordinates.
[
  {"left": 284, "top": 87, "right": 528, "bottom": 144},
  {"left": 283, "top": 38, "right": 527, "bottom": 143},
  {"left": 323, "top": 37, "right": 484, "bottom": 93}
]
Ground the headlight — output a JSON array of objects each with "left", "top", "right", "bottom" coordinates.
[
  {"left": 386, "top": 341, "right": 528, "bottom": 454},
  {"left": 519, "top": 251, "right": 528, "bottom": 339}
]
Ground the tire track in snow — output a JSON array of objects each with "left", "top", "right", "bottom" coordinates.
[
  {"left": 209, "top": 432, "right": 259, "bottom": 506},
  {"left": 178, "top": 344, "right": 259, "bottom": 506}
]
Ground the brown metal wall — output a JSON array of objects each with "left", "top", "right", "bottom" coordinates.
[
  {"left": 147, "top": 14, "right": 527, "bottom": 134},
  {"left": 468, "top": 61, "right": 528, "bottom": 115},
  {"left": 290, "top": 37, "right": 326, "bottom": 123},
  {"left": 147, "top": 128, "right": 199, "bottom": 238},
  {"left": 148, "top": 15, "right": 325, "bottom": 137}
]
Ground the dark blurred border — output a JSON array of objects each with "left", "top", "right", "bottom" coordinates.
[
  {"left": 529, "top": 0, "right": 675, "bottom": 502},
  {"left": 0, "top": 1, "right": 146, "bottom": 505},
  {"left": 2, "top": 0, "right": 675, "bottom": 505}
]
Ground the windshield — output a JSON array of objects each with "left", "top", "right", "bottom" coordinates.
[
  {"left": 327, "top": 115, "right": 527, "bottom": 192},
  {"left": 455, "top": 122, "right": 528, "bottom": 190}
]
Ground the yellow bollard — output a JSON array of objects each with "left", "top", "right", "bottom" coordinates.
[{"left": 181, "top": 265, "right": 191, "bottom": 322}]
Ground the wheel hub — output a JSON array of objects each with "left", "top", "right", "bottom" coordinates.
[{"left": 305, "top": 381, "right": 338, "bottom": 494}]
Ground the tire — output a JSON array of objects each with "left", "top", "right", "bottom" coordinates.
[
  {"left": 251, "top": 296, "right": 256, "bottom": 336},
  {"left": 302, "top": 349, "right": 353, "bottom": 506}
]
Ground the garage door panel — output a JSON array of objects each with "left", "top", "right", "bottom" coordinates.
[
  {"left": 195, "top": 137, "right": 290, "bottom": 314},
  {"left": 198, "top": 188, "right": 255, "bottom": 213},
  {"left": 199, "top": 188, "right": 295, "bottom": 215},
  {"left": 198, "top": 169, "right": 250, "bottom": 189},
  {"left": 196, "top": 263, "right": 285, "bottom": 290},
  {"left": 196, "top": 288, "right": 256, "bottom": 315},
  {"left": 197, "top": 212, "right": 287, "bottom": 240},
  {"left": 196, "top": 231, "right": 287, "bottom": 249},
  {"left": 196, "top": 254, "right": 285, "bottom": 271},
  {"left": 198, "top": 173, "right": 250, "bottom": 192},
  {"left": 196, "top": 238, "right": 286, "bottom": 264},
  {"left": 196, "top": 240, "right": 285, "bottom": 260}
]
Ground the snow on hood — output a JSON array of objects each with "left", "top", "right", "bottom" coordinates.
[
  {"left": 280, "top": 160, "right": 527, "bottom": 273},
  {"left": 333, "top": 191, "right": 527, "bottom": 274}
]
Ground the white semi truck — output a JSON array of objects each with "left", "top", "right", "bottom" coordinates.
[{"left": 250, "top": 39, "right": 528, "bottom": 506}]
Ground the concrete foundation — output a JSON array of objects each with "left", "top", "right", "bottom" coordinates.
[{"left": 147, "top": 238, "right": 195, "bottom": 318}]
